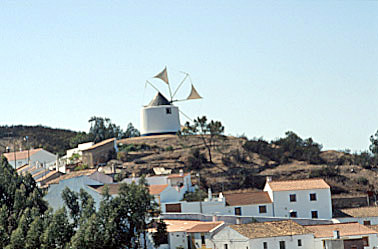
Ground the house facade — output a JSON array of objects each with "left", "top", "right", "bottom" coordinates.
[
  {"left": 4, "top": 148, "right": 57, "bottom": 169},
  {"left": 334, "top": 206, "right": 378, "bottom": 226},
  {"left": 212, "top": 220, "right": 315, "bottom": 249},
  {"left": 264, "top": 178, "right": 332, "bottom": 219},
  {"left": 82, "top": 138, "right": 117, "bottom": 167}
]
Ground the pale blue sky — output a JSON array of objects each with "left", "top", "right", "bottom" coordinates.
[{"left": 0, "top": 1, "right": 377, "bottom": 151}]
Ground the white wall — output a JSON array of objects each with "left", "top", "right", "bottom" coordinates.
[
  {"left": 250, "top": 234, "right": 314, "bottom": 249},
  {"left": 313, "top": 234, "right": 378, "bottom": 249},
  {"left": 335, "top": 216, "right": 378, "bottom": 226},
  {"left": 169, "top": 232, "right": 187, "bottom": 249},
  {"left": 266, "top": 188, "right": 332, "bottom": 219},
  {"left": 212, "top": 226, "right": 250, "bottom": 249},
  {"left": 141, "top": 105, "right": 180, "bottom": 135},
  {"left": 159, "top": 187, "right": 182, "bottom": 203}
]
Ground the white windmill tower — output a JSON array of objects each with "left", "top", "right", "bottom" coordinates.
[{"left": 140, "top": 67, "right": 202, "bottom": 136}]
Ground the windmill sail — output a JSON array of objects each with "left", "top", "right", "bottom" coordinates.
[
  {"left": 187, "top": 84, "right": 202, "bottom": 100},
  {"left": 154, "top": 66, "right": 169, "bottom": 85}
]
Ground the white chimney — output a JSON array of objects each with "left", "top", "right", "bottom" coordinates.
[
  {"left": 333, "top": 230, "right": 340, "bottom": 239},
  {"left": 179, "top": 169, "right": 184, "bottom": 176},
  {"left": 236, "top": 217, "right": 241, "bottom": 225},
  {"left": 266, "top": 176, "right": 272, "bottom": 182},
  {"left": 208, "top": 188, "right": 212, "bottom": 201},
  {"left": 212, "top": 214, "right": 218, "bottom": 222}
]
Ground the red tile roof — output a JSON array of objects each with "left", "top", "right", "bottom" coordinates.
[
  {"left": 4, "top": 148, "right": 43, "bottom": 161},
  {"left": 167, "top": 173, "right": 190, "bottom": 179},
  {"left": 224, "top": 192, "right": 272, "bottom": 206},
  {"left": 90, "top": 183, "right": 169, "bottom": 196},
  {"left": 149, "top": 184, "right": 168, "bottom": 195},
  {"left": 157, "top": 220, "right": 224, "bottom": 233},
  {"left": 267, "top": 179, "right": 330, "bottom": 192},
  {"left": 305, "top": 222, "right": 378, "bottom": 238}
]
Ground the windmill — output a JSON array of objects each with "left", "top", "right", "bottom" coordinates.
[{"left": 140, "top": 66, "right": 202, "bottom": 136}]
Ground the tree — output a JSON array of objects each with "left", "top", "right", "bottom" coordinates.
[
  {"left": 180, "top": 116, "right": 225, "bottom": 163},
  {"left": 152, "top": 219, "right": 168, "bottom": 247},
  {"left": 88, "top": 116, "right": 124, "bottom": 143},
  {"left": 370, "top": 130, "right": 378, "bottom": 156},
  {"left": 124, "top": 122, "right": 140, "bottom": 138}
]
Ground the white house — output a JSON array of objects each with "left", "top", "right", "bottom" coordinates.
[
  {"left": 3, "top": 148, "right": 57, "bottom": 169},
  {"left": 150, "top": 219, "right": 224, "bottom": 249},
  {"left": 334, "top": 206, "right": 378, "bottom": 226},
  {"left": 66, "top": 142, "right": 94, "bottom": 162},
  {"left": 212, "top": 220, "right": 315, "bottom": 249},
  {"left": 264, "top": 178, "right": 332, "bottom": 219},
  {"left": 163, "top": 191, "right": 274, "bottom": 217},
  {"left": 305, "top": 222, "right": 378, "bottom": 249}
]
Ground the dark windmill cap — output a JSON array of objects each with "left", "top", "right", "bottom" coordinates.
[{"left": 148, "top": 92, "right": 171, "bottom": 106}]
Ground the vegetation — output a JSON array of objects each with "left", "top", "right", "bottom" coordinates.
[
  {"left": 182, "top": 188, "right": 207, "bottom": 202},
  {"left": 185, "top": 148, "right": 208, "bottom": 171},
  {"left": 0, "top": 157, "right": 164, "bottom": 249},
  {"left": 180, "top": 116, "right": 225, "bottom": 163}
]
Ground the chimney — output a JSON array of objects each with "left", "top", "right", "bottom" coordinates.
[
  {"left": 266, "top": 176, "right": 272, "bottom": 183},
  {"left": 208, "top": 188, "right": 212, "bottom": 201},
  {"left": 179, "top": 169, "right": 184, "bottom": 176},
  {"left": 333, "top": 230, "right": 340, "bottom": 239},
  {"left": 236, "top": 217, "right": 241, "bottom": 225},
  {"left": 212, "top": 214, "right": 218, "bottom": 222}
]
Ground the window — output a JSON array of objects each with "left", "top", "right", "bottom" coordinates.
[
  {"left": 311, "top": 210, "right": 318, "bottom": 218},
  {"left": 201, "top": 234, "right": 205, "bottom": 245},
  {"left": 263, "top": 242, "right": 267, "bottom": 249},
  {"left": 166, "top": 107, "right": 172, "bottom": 114},
  {"left": 259, "top": 205, "right": 267, "bottom": 213},
  {"left": 290, "top": 194, "right": 296, "bottom": 202},
  {"left": 279, "top": 241, "right": 286, "bottom": 249},
  {"left": 363, "top": 236, "right": 369, "bottom": 246},
  {"left": 224, "top": 244, "right": 228, "bottom": 249},
  {"left": 297, "top": 239, "right": 302, "bottom": 246},
  {"left": 290, "top": 211, "right": 297, "bottom": 218},
  {"left": 310, "top": 193, "right": 317, "bottom": 201},
  {"left": 235, "top": 207, "right": 242, "bottom": 216},
  {"left": 364, "top": 220, "right": 371, "bottom": 226}
]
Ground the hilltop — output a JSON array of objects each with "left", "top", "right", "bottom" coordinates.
[{"left": 115, "top": 134, "right": 377, "bottom": 196}]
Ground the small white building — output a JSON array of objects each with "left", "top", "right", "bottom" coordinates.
[
  {"left": 264, "top": 178, "right": 332, "bottom": 219},
  {"left": 140, "top": 92, "right": 181, "bottom": 136},
  {"left": 305, "top": 222, "right": 378, "bottom": 249},
  {"left": 66, "top": 142, "right": 94, "bottom": 162},
  {"left": 334, "top": 206, "right": 378, "bottom": 226},
  {"left": 3, "top": 148, "right": 57, "bottom": 169},
  {"left": 151, "top": 219, "right": 224, "bottom": 249},
  {"left": 212, "top": 220, "right": 315, "bottom": 249}
]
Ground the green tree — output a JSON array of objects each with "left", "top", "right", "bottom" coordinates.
[
  {"left": 370, "top": 130, "right": 378, "bottom": 156},
  {"left": 124, "top": 122, "right": 141, "bottom": 138},
  {"left": 180, "top": 116, "right": 225, "bottom": 163},
  {"left": 88, "top": 116, "right": 125, "bottom": 143}
]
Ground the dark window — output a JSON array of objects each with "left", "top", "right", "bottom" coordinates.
[
  {"left": 166, "top": 108, "right": 172, "bottom": 114},
  {"left": 363, "top": 236, "right": 369, "bottom": 246},
  {"left": 263, "top": 242, "right": 267, "bottom": 249},
  {"left": 224, "top": 244, "right": 228, "bottom": 249},
  {"left": 201, "top": 234, "right": 205, "bottom": 245},
  {"left": 235, "top": 207, "right": 242, "bottom": 216},
  {"left": 310, "top": 193, "right": 317, "bottom": 201},
  {"left": 259, "top": 205, "right": 267, "bottom": 213},
  {"left": 290, "top": 194, "right": 296, "bottom": 202},
  {"left": 364, "top": 220, "right": 371, "bottom": 226},
  {"left": 311, "top": 211, "right": 318, "bottom": 218},
  {"left": 279, "top": 241, "right": 286, "bottom": 249},
  {"left": 290, "top": 211, "right": 297, "bottom": 218},
  {"left": 298, "top": 239, "right": 302, "bottom": 246}
]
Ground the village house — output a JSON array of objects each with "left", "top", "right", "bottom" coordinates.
[
  {"left": 304, "top": 222, "right": 378, "bottom": 249},
  {"left": 17, "top": 163, "right": 61, "bottom": 187},
  {"left": 3, "top": 148, "right": 57, "bottom": 169},
  {"left": 150, "top": 219, "right": 224, "bottom": 249},
  {"left": 66, "top": 141, "right": 94, "bottom": 163},
  {"left": 81, "top": 138, "right": 117, "bottom": 167},
  {"left": 334, "top": 206, "right": 378, "bottom": 226},
  {"left": 212, "top": 220, "right": 314, "bottom": 249},
  {"left": 264, "top": 178, "right": 332, "bottom": 219}
]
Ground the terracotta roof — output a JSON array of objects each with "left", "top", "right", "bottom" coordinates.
[
  {"left": 4, "top": 148, "right": 43, "bottom": 161},
  {"left": 224, "top": 191, "right": 272, "bottom": 206},
  {"left": 149, "top": 184, "right": 168, "bottom": 195},
  {"left": 36, "top": 171, "right": 60, "bottom": 183},
  {"left": 167, "top": 173, "right": 190, "bottom": 179},
  {"left": 267, "top": 179, "right": 330, "bottom": 192},
  {"left": 305, "top": 222, "right": 378, "bottom": 238},
  {"left": 91, "top": 183, "right": 169, "bottom": 196},
  {"left": 340, "top": 206, "right": 378, "bottom": 218},
  {"left": 82, "top": 138, "right": 115, "bottom": 151},
  {"left": 230, "top": 220, "right": 311, "bottom": 239},
  {"left": 45, "top": 169, "right": 97, "bottom": 185},
  {"left": 158, "top": 220, "right": 223, "bottom": 233},
  {"left": 368, "top": 225, "right": 378, "bottom": 232}
]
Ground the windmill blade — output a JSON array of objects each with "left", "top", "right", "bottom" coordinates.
[
  {"left": 186, "top": 84, "right": 202, "bottom": 100},
  {"left": 153, "top": 66, "right": 169, "bottom": 85},
  {"left": 172, "top": 73, "right": 189, "bottom": 99}
]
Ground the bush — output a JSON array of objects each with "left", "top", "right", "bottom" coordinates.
[
  {"left": 74, "top": 164, "right": 89, "bottom": 171},
  {"left": 309, "top": 166, "right": 340, "bottom": 178},
  {"left": 356, "top": 177, "right": 369, "bottom": 185},
  {"left": 186, "top": 148, "right": 207, "bottom": 171},
  {"left": 164, "top": 146, "right": 174, "bottom": 151},
  {"left": 182, "top": 188, "right": 207, "bottom": 202}
]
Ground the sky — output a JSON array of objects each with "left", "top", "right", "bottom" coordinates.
[{"left": 0, "top": 1, "right": 377, "bottom": 151}]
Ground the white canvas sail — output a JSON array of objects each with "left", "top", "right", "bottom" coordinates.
[
  {"left": 187, "top": 84, "right": 202, "bottom": 100},
  {"left": 154, "top": 66, "right": 169, "bottom": 85}
]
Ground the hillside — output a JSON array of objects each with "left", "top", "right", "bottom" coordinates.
[
  {"left": 0, "top": 125, "right": 78, "bottom": 155},
  {"left": 115, "top": 135, "right": 377, "bottom": 196}
]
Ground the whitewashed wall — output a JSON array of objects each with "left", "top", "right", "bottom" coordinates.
[{"left": 335, "top": 216, "right": 378, "bottom": 226}]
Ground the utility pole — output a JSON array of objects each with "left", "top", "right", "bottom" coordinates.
[{"left": 196, "top": 172, "right": 203, "bottom": 214}]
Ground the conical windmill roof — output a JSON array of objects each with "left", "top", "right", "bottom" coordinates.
[{"left": 148, "top": 92, "right": 171, "bottom": 107}]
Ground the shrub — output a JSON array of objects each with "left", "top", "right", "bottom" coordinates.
[
  {"left": 356, "top": 177, "right": 369, "bottom": 185},
  {"left": 186, "top": 148, "right": 207, "bottom": 171}
]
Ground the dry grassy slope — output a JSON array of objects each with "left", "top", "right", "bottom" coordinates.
[{"left": 116, "top": 135, "right": 377, "bottom": 195}]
